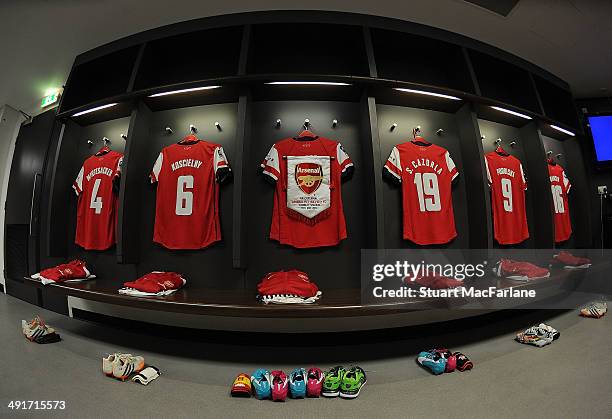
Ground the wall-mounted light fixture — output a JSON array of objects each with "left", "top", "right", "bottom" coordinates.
[
  {"left": 265, "top": 81, "right": 351, "bottom": 86},
  {"left": 490, "top": 106, "right": 532, "bottom": 120},
  {"left": 393, "top": 88, "right": 461, "bottom": 101},
  {"left": 73, "top": 103, "right": 117, "bottom": 117},
  {"left": 550, "top": 124, "right": 575, "bottom": 136},
  {"left": 148, "top": 86, "right": 221, "bottom": 98}
]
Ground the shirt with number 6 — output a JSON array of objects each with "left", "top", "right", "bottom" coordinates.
[
  {"left": 548, "top": 161, "right": 572, "bottom": 243},
  {"left": 384, "top": 141, "right": 459, "bottom": 245},
  {"left": 73, "top": 148, "right": 123, "bottom": 250},
  {"left": 150, "top": 136, "right": 231, "bottom": 249}
]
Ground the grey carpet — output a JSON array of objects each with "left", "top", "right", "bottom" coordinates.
[{"left": 0, "top": 293, "right": 610, "bottom": 418}]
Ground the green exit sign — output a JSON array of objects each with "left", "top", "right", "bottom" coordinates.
[{"left": 41, "top": 92, "right": 59, "bottom": 108}]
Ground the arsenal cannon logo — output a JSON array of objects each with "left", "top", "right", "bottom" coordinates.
[{"left": 295, "top": 162, "right": 323, "bottom": 194}]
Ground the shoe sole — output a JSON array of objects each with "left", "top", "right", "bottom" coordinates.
[
  {"left": 321, "top": 390, "right": 340, "bottom": 397},
  {"left": 339, "top": 381, "right": 366, "bottom": 399}
]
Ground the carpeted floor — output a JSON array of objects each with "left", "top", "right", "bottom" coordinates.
[{"left": 0, "top": 293, "right": 610, "bottom": 418}]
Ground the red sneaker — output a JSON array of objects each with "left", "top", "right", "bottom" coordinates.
[
  {"left": 407, "top": 274, "right": 464, "bottom": 289},
  {"left": 306, "top": 367, "right": 324, "bottom": 397},
  {"left": 270, "top": 370, "right": 288, "bottom": 402},
  {"left": 553, "top": 251, "right": 591, "bottom": 269},
  {"left": 495, "top": 259, "right": 550, "bottom": 281}
]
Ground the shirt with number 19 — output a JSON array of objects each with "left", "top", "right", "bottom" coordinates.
[{"left": 384, "top": 141, "right": 459, "bottom": 245}]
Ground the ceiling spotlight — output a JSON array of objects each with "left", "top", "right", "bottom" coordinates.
[
  {"left": 265, "top": 81, "right": 351, "bottom": 86},
  {"left": 550, "top": 124, "right": 575, "bottom": 136},
  {"left": 490, "top": 106, "right": 532, "bottom": 120},
  {"left": 148, "top": 86, "right": 221, "bottom": 97},
  {"left": 72, "top": 103, "right": 118, "bottom": 117},
  {"left": 393, "top": 88, "right": 461, "bottom": 100}
]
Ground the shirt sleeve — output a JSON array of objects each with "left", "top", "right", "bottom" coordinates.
[
  {"left": 150, "top": 152, "right": 163, "bottom": 184},
  {"left": 73, "top": 166, "right": 84, "bottom": 195},
  {"left": 445, "top": 151, "right": 459, "bottom": 181},
  {"left": 484, "top": 156, "right": 492, "bottom": 185},
  {"left": 336, "top": 143, "right": 354, "bottom": 173},
  {"left": 261, "top": 145, "right": 280, "bottom": 181},
  {"left": 114, "top": 156, "right": 124, "bottom": 179},
  {"left": 563, "top": 169, "right": 571, "bottom": 193},
  {"left": 384, "top": 146, "right": 402, "bottom": 182},
  {"left": 519, "top": 163, "right": 527, "bottom": 190},
  {"left": 213, "top": 146, "right": 230, "bottom": 174}
]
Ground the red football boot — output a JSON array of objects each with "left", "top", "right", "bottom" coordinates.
[
  {"left": 495, "top": 259, "right": 550, "bottom": 281},
  {"left": 552, "top": 251, "right": 591, "bottom": 269}
]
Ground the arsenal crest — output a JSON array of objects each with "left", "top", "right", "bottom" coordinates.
[
  {"left": 286, "top": 156, "right": 332, "bottom": 224},
  {"left": 295, "top": 162, "right": 323, "bottom": 194}
]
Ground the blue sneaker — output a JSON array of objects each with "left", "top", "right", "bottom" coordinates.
[
  {"left": 289, "top": 368, "right": 307, "bottom": 398},
  {"left": 251, "top": 369, "right": 271, "bottom": 399},
  {"left": 417, "top": 350, "right": 447, "bottom": 375}
]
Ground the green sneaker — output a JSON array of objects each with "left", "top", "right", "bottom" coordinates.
[
  {"left": 321, "top": 366, "right": 345, "bottom": 397},
  {"left": 339, "top": 366, "right": 367, "bottom": 399}
]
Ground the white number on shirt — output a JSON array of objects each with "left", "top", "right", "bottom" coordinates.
[
  {"left": 89, "top": 178, "right": 103, "bottom": 214},
  {"left": 551, "top": 185, "right": 565, "bottom": 214},
  {"left": 501, "top": 178, "right": 513, "bottom": 212},
  {"left": 414, "top": 173, "right": 441, "bottom": 212},
  {"left": 176, "top": 175, "right": 194, "bottom": 216}
]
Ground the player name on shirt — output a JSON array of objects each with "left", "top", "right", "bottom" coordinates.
[
  {"left": 550, "top": 175, "right": 560, "bottom": 182},
  {"left": 86, "top": 166, "right": 114, "bottom": 181},
  {"left": 171, "top": 158, "right": 203, "bottom": 171},
  {"left": 406, "top": 158, "right": 444, "bottom": 175},
  {"left": 496, "top": 167, "right": 515, "bottom": 177}
]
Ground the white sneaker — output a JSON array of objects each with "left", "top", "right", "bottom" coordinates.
[
  {"left": 22, "top": 316, "right": 55, "bottom": 342},
  {"left": 102, "top": 353, "right": 124, "bottom": 377},
  {"left": 112, "top": 354, "right": 145, "bottom": 381}
]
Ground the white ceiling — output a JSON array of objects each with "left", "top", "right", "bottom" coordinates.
[{"left": 1, "top": 0, "right": 611, "bottom": 115}]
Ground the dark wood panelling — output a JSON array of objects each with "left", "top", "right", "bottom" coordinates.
[
  {"left": 247, "top": 23, "right": 369, "bottom": 76},
  {"left": 372, "top": 29, "right": 475, "bottom": 94}
]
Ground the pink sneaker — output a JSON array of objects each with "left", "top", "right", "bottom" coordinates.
[
  {"left": 306, "top": 367, "right": 324, "bottom": 397},
  {"left": 270, "top": 370, "right": 288, "bottom": 401},
  {"left": 434, "top": 349, "right": 457, "bottom": 372}
]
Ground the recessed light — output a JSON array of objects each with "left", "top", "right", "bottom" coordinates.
[
  {"left": 490, "top": 106, "right": 532, "bottom": 120},
  {"left": 148, "top": 86, "right": 221, "bottom": 97},
  {"left": 393, "top": 88, "right": 461, "bottom": 101},
  {"left": 550, "top": 124, "right": 575, "bottom": 136},
  {"left": 73, "top": 103, "right": 118, "bottom": 117},
  {"left": 265, "top": 81, "right": 351, "bottom": 86}
]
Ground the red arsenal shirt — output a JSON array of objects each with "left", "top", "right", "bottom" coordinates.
[
  {"left": 384, "top": 141, "right": 458, "bottom": 245},
  {"left": 73, "top": 148, "right": 123, "bottom": 250},
  {"left": 261, "top": 136, "right": 353, "bottom": 248},
  {"left": 548, "top": 162, "right": 572, "bottom": 243},
  {"left": 484, "top": 151, "right": 529, "bottom": 245},
  {"left": 150, "top": 137, "right": 230, "bottom": 249}
]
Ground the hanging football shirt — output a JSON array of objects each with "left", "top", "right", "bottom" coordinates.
[
  {"left": 261, "top": 136, "right": 353, "bottom": 248},
  {"left": 384, "top": 141, "right": 459, "bottom": 245},
  {"left": 484, "top": 151, "right": 529, "bottom": 245},
  {"left": 548, "top": 162, "right": 572, "bottom": 243},
  {"left": 73, "top": 148, "right": 123, "bottom": 250},
  {"left": 150, "top": 136, "right": 231, "bottom": 249}
]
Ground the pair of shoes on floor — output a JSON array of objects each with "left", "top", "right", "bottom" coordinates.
[
  {"left": 417, "top": 349, "right": 473, "bottom": 375},
  {"left": 102, "top": 353, "right": 145, "bottom": 381},
  {"left": 515, "top": 323, "right": 560, "bottom": 347},
  {"left": 239, "top": 367, "right": 325, "bottom": 400},
  {"left": 580, "top": 301, "right": 607, "bottom": 318},
  {"left": 321, "top": 366, "right": 367, "bottom": 399},
  {"left": 22, "top": 316, "right": 61, "bottom": 344}
]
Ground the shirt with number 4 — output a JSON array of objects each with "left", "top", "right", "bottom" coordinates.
[
  {"left": 485, "top": 151, "right": 529, "bottom": 245},
  {"left": 384, "top": 141, "right": 459, "bottom": 245},
  {"left": 548, "top": 162, "right": 572, "bottom": 243},
  {"left": 150, "top": 136, "right": 231, "bottom": 249},
  {"left": 73, "top": 148, "right": 123, "bottom": 250}
]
